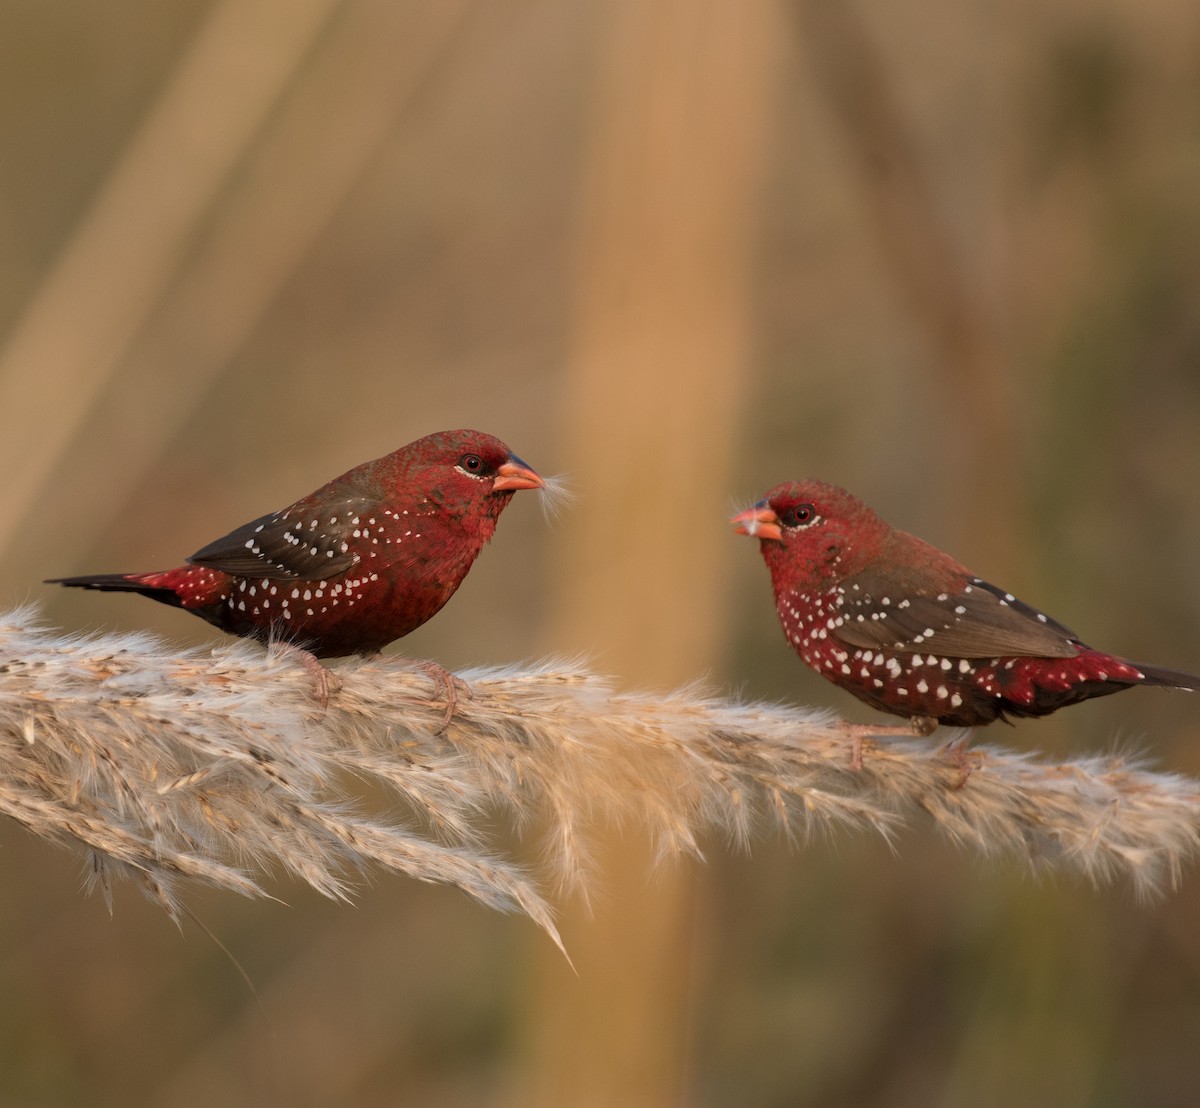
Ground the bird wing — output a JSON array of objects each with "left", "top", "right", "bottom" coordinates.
[
  {"left": 187, "top": 493, "right": 377, "bottom": 581},
  {"left": 833, "top": 571, "right": 1081, "bottom": 659}
]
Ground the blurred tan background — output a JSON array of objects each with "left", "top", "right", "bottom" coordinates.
[{"left": 3, "top": 1, "right": 1200, "bottom": 1104}]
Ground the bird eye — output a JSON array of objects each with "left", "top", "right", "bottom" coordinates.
[
  {"left": 458, "top": 453, "right": 485, "bottom": 474},
  {"left": 782, "top": 503, "right": 816, "bottom": 528}
]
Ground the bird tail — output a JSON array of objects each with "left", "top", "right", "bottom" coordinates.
[
  {"left": 1135, "top": 661, "right": 1200, "bottom": 691},
  {"left": 47, "top": 573, "right": 185, "bottom": 609}
]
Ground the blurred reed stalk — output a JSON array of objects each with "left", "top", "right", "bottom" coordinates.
[
  {"left": 4, "top": 607, "right": 1197, "bottom": 962},
  {"left": 798, "top": 0, "right": 1021, "bottom": 559},
  {"left": 0, "top": 0, "right": 338, "bottom": 560},
  {"left": 0, "top": 0, "right": 472, "bottom": 587},
  {"left": 526, "top": 0, "right": 782, "bottom": 1103}
]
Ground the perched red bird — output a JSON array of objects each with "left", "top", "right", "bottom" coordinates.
[
  {"left": 733, "top": 480, "right": 1199, "bottom": 737},
  {"left": 50, "top": 429, "right": 544, "bottom": 664}
]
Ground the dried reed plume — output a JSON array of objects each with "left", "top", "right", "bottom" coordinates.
[{"left": 3, "top": 608, "right": 1198, "bottom": 953}]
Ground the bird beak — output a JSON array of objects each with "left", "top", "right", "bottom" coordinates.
[
  {"left": 731, "top": 502, "right": 783, "bottom": 541},
  {"left": 493, "top": 454, "right": 544, "bottom": 492}
]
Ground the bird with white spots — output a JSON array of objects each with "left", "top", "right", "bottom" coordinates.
[
  {"left": 733, "top": 479, "right": 1200, "bottom": 743},
  {"left": 49, "top": 430, "right": 547, "bottom": 701}
]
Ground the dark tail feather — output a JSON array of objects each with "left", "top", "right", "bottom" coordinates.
[
  {"left": 1136, "top": 661, "right": 1200, "bottom": 691},
  {"left": 46, "top": 574, "right": 184, "bottom": 609}
]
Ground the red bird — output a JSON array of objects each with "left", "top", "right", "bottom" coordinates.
[
  {"left": 50, "top": 429, "right": 543, "bottom": 665},
  {"left": 733, "top": 480, "right": 1199, "bottom": 737}
]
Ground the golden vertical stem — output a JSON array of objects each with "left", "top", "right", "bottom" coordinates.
[
  {"left": 0, "top": 0, "right": 342, "bottom": 560},
  {"left": 517, "top": 1, "right": 780, "bottom": 1104},
  {"left": 797, "top": 0, "right": 1019, "bottom": 557},
  {"left": 7, "top": 0, "right": 472, "bottom": 583}
]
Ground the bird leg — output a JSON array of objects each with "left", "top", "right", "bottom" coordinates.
[
  {"left": 939, "top": 734, "right": 983, "bottom": 789},
  {"left": 399, "top": 659, "right": 473, "bottom": 733},
  {"left": 835, "top": 715, "right": 941, "bottom": 770},
  {"left": 273, "top": 642, "right": 339, "bottom": 711},
  {"left": 835, "top": 721, "right": 914, "bottom": 770}
]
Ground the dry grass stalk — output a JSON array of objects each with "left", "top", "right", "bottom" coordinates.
[{"left": 1, "top": 608, "right": 1197, "bottom": 952}]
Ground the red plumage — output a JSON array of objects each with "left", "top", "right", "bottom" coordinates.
[
  {"left": 50, "top": 429, "right": 543, "bottom": 658},
  {"left": 734, "top": 480, "right": 1199, "bottom": 732}
]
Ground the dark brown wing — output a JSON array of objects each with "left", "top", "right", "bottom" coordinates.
[
  {"left": 187, "top": 493, "right": 377, "bottom": 581},
  {"left": 834, "top": 572, "right": 1081, "bottom": 659}
]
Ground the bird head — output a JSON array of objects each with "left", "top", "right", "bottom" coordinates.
[
  {"left": 732, "top": 479, "right": 889, "bottom": 588},
  {"left": 399, "top": 429, "right": 543, "bottom": 513}
]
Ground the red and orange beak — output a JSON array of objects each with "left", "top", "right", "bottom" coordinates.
[
  {"left": 731, "top": 501, "right": 782, "bottom": 541},
  {"left": 493, "top": 454, "right": 544, "bottom": 492}
]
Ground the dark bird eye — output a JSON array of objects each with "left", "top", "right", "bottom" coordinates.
[
  {"left": 783, "top": 503, "right": 815, "bottom": 528},
  {"left": 458, "top": 453, "right": 484, "bottom": 473}
]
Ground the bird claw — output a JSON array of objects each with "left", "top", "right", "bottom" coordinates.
[
  {"left": 274, "top": 642, "right": 339, "bottom": 713},
  {"left": 940, "top": 735, "right": 982, "bottom": 788},
  {"left": 850, "top": 733, "right": 864, "bottom": 772},
  {"left": 411, "top": 659, "right": 472, "bottom": 733},
  {"left": 835, "top": 721, "right": 908, "bottom": 771}
]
